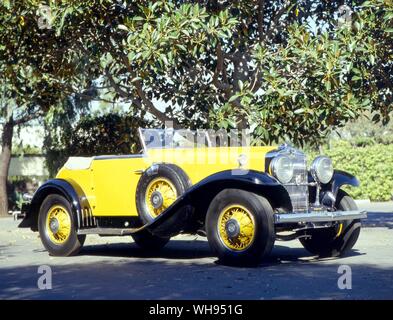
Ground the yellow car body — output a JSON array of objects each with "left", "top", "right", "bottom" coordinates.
[{"left": 56, "top": 146, "right": 275, "bottom": 217}]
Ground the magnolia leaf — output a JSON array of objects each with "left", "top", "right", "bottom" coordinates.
[
  {"left": 294, "top": 108, "right": 305, "bottom": 114},
  {"left": 118, "top": 24, "right": 129, "bottom": 31}
]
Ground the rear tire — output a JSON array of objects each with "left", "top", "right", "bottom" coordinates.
[
  {"left": 300, "top": 190, "right": 361, "bottom": 257},
  {"left": 206, "top": 189, "right": 275, "bottom": 266},
  {"left": 38, "top": 194, "right": 85, "bottom": 256}
]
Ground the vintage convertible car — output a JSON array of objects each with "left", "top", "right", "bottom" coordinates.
[{"left": 20, "top": 128, "right": 367, "bottom": 266}]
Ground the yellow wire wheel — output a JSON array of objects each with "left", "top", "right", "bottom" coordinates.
[
  {"left": 45, "top": 205, "right": 72, "bottom": 244},
  {"left": 217, "top": 204, "right": 256, "bottom": 251},
  {"left": 335, "top": 223, "right": 344, "bottom": 238},
  {"left": 145, "top": 177, "right": 178, "bottom": 218}
]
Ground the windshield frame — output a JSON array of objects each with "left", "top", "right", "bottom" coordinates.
[{"left": 138, "top": 128, "right": 213, "bottom": 153}]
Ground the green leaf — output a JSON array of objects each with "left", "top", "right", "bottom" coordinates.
[
  {"left": 118, "top": 24, "right": 129, "bottom": 31},
  {"left": 369, "top": 54, "right": 375, "bottom": 65},
  {"left": 133, "top": 16, "right": 145, "bottom": 21},
  {"left": 238, "top": 80, "right": 244, "bottom": 91},
  {"left": 324, "top": 80, "right": 331, "bottom": 91},
  {"left": 294, "top": 108, "right": 305, "bottom": 114},
  {"left": 228, "top": 95, "right": 239, "bottom": 103}
]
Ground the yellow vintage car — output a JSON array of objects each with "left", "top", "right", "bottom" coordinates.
[{"left": 20, "top": 128, "right": 367, "bottom": 266}]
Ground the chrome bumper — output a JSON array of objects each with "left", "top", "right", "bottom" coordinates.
[{"left": 274, "top": 210, "right": 367, "bottom": 224}]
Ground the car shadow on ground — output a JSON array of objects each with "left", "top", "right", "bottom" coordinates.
[
  {"left": 79, "top": 239, "right": 365, "bottom": 267},
  {"left": 262, "top": 245, "right": 364, "bottom": 266},
  {"left": 80, "top": 239, "right": 214, "bottom": 260}
]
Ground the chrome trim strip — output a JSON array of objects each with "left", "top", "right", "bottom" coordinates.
[
  {"left": 77, "top": 227, "right": 142, "bottom": 236},
  {"left": 274, "top": 210, "right": 367, "bottom": 224},
  {"left": 94, "top": 155, "right": 145, "bottom": 160}
]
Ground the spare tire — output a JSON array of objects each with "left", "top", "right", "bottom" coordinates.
[{"left": 136, "top": 164, "right": 192, "bottom": 224}]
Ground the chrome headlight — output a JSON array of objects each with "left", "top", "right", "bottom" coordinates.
[
  {"left": 311, "top": 156, "right": 334, "bottom": 184},
  {"left": 270, "top": 155, "right": 294, "bottom": 184}
]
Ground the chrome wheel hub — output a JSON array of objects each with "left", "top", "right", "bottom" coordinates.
[
  {"left": 150, "top": 191, "right": 163, "bottom": 209},
  {"left": 225, "top": 219, "right": 240, "bottom": 238},
  {"left": 49, "top": 218, "right": 59, "bottom": 233}
]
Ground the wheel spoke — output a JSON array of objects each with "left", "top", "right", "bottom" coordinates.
[
  {"left": 145, "top": 178, "right": 178, "bottom": 217},
  {"left": 217, "top": 204, "right": 255, "bottom": 251},
  {"left": 46, "top": 205, "right": 71, "bottom": 245}
]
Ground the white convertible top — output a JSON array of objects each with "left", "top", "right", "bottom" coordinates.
[{"left": 64, "top": 157, "right": 94, "bottom": 170}]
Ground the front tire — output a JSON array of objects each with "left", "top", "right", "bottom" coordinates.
[
  {"left": 300, "top": 190, "right": 361, "bottom": 257},
  {"left": 206, "top": 189, "right": 275, "bottom": 266},
  {"left": 38, "top": 194, "right": 85, "bottom": 256}
]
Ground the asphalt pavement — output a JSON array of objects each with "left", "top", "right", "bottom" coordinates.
[{"left": 0, "top": 204, "right": 392, "bottom": 300}]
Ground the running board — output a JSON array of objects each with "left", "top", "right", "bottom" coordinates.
[{"left": 77, "top": 227, "right": 143, "bottom": 236}]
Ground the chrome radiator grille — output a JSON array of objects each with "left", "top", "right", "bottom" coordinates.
[{"left": 283, "top": 152, "right": 309, "bottom": 213}]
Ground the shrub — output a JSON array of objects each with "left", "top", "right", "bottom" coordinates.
[
  {"left": 45, "top": 113, "right": 152, "bottom": 177},
  {"left": 7, "top": 177, "right": 40, "bottom": 210},
  {"left": 316, "top": 142, "right": 393, "bottom": 201},
  {"left": 375, "top": 135, "right": 393, "bottom": 145},
  {"left": 351, "top": 137, "right": 375, "bottom": 147}
]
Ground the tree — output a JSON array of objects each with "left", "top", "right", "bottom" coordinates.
[
  {"left": 57, "top": 0, "right": 391, "bottom": 138},
  {"left": 236, "top": 0, "right": 392, "bottom": 145},
  {"left": 0, "top": 0, "right": 100, "bottom": 215},
  {"left": 86, "top": 1, "right": 239, "bottom": 128}
]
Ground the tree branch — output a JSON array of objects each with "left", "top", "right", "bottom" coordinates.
[
  {"left": 133, "top": 80, "right": 180, "bottom": 128},
  {"left": 119, "top": 53, "right": 181, "bottom": 128},
  {"left": 209, "top": 43, "right": 233, "bottom": 99},
  {"left": 105, "top": 68, "right": 132, "bottom": 99},
  {"left": 257, "top": 0, "right": 266, "bottom": 43},
  {"left": 13, "top": 111, "right": 44, "bottom": 126},
  {"left": 104, "top": 39, "right": 180, "bottom": 127},
  {"left": 265, "top": 1, "right": 292, "bottom": 41}
]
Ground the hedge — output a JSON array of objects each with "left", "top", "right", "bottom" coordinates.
[{"left": 311, "top": 142, "right": 393, "bottom": 201}]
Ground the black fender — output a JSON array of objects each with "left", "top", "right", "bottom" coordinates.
[
  {"left": 329, "top": 170, "right": 360, "bottom": 197},
  {"left": 18, "top": 179, "right": 82, "bottom": 231},
  {"left": 141, "top": 169, "right": 291, "bottom": 237}
]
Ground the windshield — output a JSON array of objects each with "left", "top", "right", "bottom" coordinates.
[{"left": 139, "top": 128, "right": 212, "bottom": 150}]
